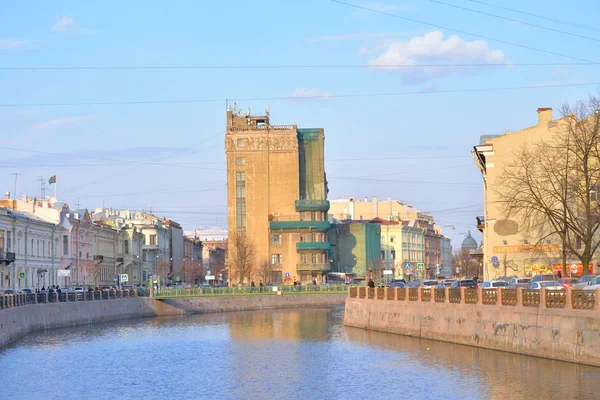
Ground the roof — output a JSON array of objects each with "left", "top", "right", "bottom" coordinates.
[{"left": 462, "top": 231, "right": 478, "bottom": 249}]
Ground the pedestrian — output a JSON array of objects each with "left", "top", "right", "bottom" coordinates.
[
  {"left": 259, "top": 280, "right": 264, "bottom": 292},
  {"left": 41, "top": 286, "right": 45, "bottom": 291},
  {"left": 557, "top": 270, "right": 563, "bottom": 279},
  {"left": 251, "top": 280, "right": 255, "bottom": 287},
  {"left": 312, "top": 278, "right": 317, "bottom": 285},
  {"left": 368, "top": 279, "right": 375, "bottom": 288}
]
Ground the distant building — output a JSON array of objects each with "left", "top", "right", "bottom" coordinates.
[
  {"left": 329, "top": 197, "right": 418, "bottom": 222},
  {"left": 225, "top": 107, "right": 329, "bottom": 284},
  {"left": 183, "top": 235, "right": 202, "bottom": 283},
  {"left": 440, "top": 236, "right": 453, "bottom": 277}
]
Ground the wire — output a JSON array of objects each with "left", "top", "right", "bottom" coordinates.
[
  {"left": 426, "top": 0, "right": 600, "bottom": 43},
  {"left": 2, "top": 82, "right": 599, "bottom": 108},
  {"left": 1, "top": 62, "right": 597, "bottom": 70},
  {"left": 329, "top": 0, "right": 596, "bottom": 63},
  {"left": 465, "top": 0, "right": 600, "bottom": 33}
]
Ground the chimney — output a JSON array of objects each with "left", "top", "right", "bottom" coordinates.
[
  {"left": 372, "top": 196, "right": 378, "bottom": 219},
  {"left": 537, "top": 108, "right": 553, "bottom": 126},
  {"left": 5, "top": 192, "right": 9, "bottom": 200}
]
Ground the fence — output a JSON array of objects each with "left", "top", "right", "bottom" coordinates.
[
  {"left": 154, "top": 284, "right": 351, "bottom": 298},
  {"left": 347, "top": 286, "right": 600, "bottom": 311},
  {"left": 0, "top": 289, "right": 138, "bottom": 310}
]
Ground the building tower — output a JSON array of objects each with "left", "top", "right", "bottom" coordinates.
[{"left": 225, "top": 106, "right": 329, "bottom": 284}]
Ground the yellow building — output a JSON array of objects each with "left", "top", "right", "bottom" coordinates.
[
  {"left": 225, "top": 106, "right": 329, "bottom": 284},
  {"left": 473, "top": 108, "right": 594, "bottom": 279},
  {"left": 329, "top": 197, "right": 419, "bottom": 221}
]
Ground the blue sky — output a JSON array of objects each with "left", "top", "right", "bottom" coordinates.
[{"left": 1, "top": 0, "right": 599, "bottom": 248}]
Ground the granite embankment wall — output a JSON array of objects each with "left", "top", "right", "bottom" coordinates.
[
  {"left": 0, "top": 294, "right": 346, "bottom": 349},
  {"left": 344, "top": 287, "right": 600, "bottom": 367}
]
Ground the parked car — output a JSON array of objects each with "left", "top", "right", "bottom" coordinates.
[
  {"left": 443, "top": 279, "right": 455, "bottom": 287},
  {"left": 407, "top": 280, "right": 421, "bottom": 288},
  {"left": 528, "top": 281, "right": 564, "bottom": 290},
  {"left": 19, "top": 288, "right": 33, "bottom": 294},
  {"left": 572, "top": 275, "right": 599, "bottom": 290},
  {"left": 508, "top": 277, "right": 531, "bottom": 289},
  {"left": 451, "top": 279, "right": 478, "bottom": 289},
  {"left": 2, "top": 289, "right": 14, "bottom": 295},
  {"left": 482, "top": 280, "right": 509, "bottom": 289},
  {"left": 72, "top": 287, "right": 85, "bottom": 293},
  {"left": 422, "top": 280, "right": 438, "bottom": 287},
  {"left": 388, "top": 281, "right": 406, "bottom": 288},
  {"left": 530, "top": 274, "right": 557, "bottom": 283},
  {"left": 583, "top": 276, "right": 600, "bottom": 291},
  {"left": 101, "top": 286, "right": 116, "bottom": 292},
  {"left": 556, "top": 278, "right": 578, "bottom": 289}
]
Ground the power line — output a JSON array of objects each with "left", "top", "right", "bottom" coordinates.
[
  {"left": 426, "top": 0, "right": 600, "bottom": 43},
  {"left": 466, "top": 0, "right": 600, "bottom": 33},
  {"left": 329, "top": 0, "right": 596, "bottom": 63},
  {"left": 1, "top": 81, "right": 599, "bottom": 108},
  {"left": 1, "top": 62, "right": 597, "bottom": 71}
]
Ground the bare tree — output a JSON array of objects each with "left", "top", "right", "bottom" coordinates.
[
  {"left": 258, "top": 259, "right": 272, "bottom": 284},
  {"left": 230, "top": 233, "right": 255, "bottom": 284},
  {"left": 453, "top": 249, "right": 480, "bottom": 278},
  {"left": 497, "top": 95, "right": 600, "bottom": 275},
  {"left": 89, "top": 260, "right": 102, "bottom": 289}
]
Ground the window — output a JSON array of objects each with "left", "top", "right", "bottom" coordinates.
[
  {"left": 6, "top": 235, "right": 11, "bottom": 252},
  {"left": 271, "top": 234, "right": 281, "bottom": 245},
  {"left": 42, "top": 241, "right": 45, "bottom": 257},
  {"left": 86, "top": 252, "right": 89, "bottom": 259},
  {"left": 236, "top": 172, "right": 247, "bottom": 235},
  {"left": 143, "top": 252, "right": 147, "bottom": 262},
  {"left": 79, "top": 251, "right": 82, "bottom": 258},
  {"left": 124, "top": 240, "right": 129, "bottom": 254},
  {"left": 63, "top": 236, "right": 68, "bottom": 256},
  {"left": 149, "top": 235, "right": 157, "bottom": 246},
  {"left": 390, "top": 235, "right": 396, "bottom": 243},
  {"left": 235, "top": 157, "right": 245, "bottom": 165},
  {"left": 37, "top": 240, "right": 40, "bottom": 256},
  {"left": 391, "top": 250, "right": 396, "bottom": 260},
  {"left": 381, "top": 250, "right": 385, "bottom": 260},
  {"left": 381, "top": 236, "right": 386, "bottom": 243},
  {"left": 271, "top": 254, "right": 282, "bottom": 265},
  {"left": 301, "top": 253, "right": 307, "bottom": 263},
  {"left": 237, "top": 139, "right": 245, "bottom": 148},
  {"left": 299, "top": 212, "right": 305, "bottom": 221},
  {"left": 31, "top": 239, "right": 33, "bottom": 255}
]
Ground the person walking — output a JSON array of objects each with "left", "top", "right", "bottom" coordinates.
[{"left": 368, "top": 279, "right": 375, "bottom": 288}]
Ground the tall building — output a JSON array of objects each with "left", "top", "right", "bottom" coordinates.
[{"left": 225, "top": 106, "right": 329, "bottom": 284}]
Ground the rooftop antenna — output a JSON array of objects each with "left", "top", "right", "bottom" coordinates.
[
  {"left": 36, "top": 176, "right": 46, "bottom": 198},
  {"left": 10, "top": 173, "right": 22, "bottom": 200},
  {"left": 75, "top": 197, "right": 81, "bottom": 209}
]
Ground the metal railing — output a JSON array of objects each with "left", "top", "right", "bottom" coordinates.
[
  {"left": 0, "top": 289, "right": 138, "bottom": 310},
  {"left": 156, "top": 284, "right": 351, "bottom": 298},
  {"left": 346, "top": 286, "right": 599, "bottom": 311}
]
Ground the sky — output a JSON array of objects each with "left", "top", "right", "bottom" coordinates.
[{"left": 1, "top": 0, "right": 599, "bottom": 248}]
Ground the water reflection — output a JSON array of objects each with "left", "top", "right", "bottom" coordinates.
[{"left": 0, "top": 307, "right": 598, "bottom": 400}]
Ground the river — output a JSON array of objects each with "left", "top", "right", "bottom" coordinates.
[{"left": 1, "top": 306, "right": 599, "bottom": 399}]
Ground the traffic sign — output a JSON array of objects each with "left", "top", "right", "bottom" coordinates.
[
  {"left": 417, "top": 263, "right": 425, "bottom": 270},
  {"left": 285, "top": 272, "right": 291, "bottom": 277},
  {"left": 152, "top": 274, "right": 157, "bottom": 280},
  {"left": 570, "top": 264, "right": 578, "bottom": 273},
  {"left": 121, "top": 274, "right": 128, "bottom": 282},
  {"left": 403, "top": 263, "right": 411, "bottom": 269},
  {"left": 114, "top": 275, "right": 118, "bottom": 281},
  {"left": 383, "top": 270, "right": 393, "bottom": 275},
  {"left": 206, "top": 275, "right": 215, "bottom": 280},
  {"left": 491, "top": 256, "right": 499, "bottom": 263},
  {"left": 18, "top": 271, "right": 26, "bottom": 279}
]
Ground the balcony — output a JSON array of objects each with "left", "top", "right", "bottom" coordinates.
[
  {"left": 296, "top": 242, "right": 331, "bottom": 251},
  {"left": 294, "top": 199, "right": 330, "bottom": 212},
  {"left": 270, "top": 221, "right": 331, "bottom": 231},
  {"left": 116, "top": 257, "right": 124, "bottom": 263},
  {"left": 93, "top": 255, "right": 104, "bottom": 261},
  {"left": 0, "top": 251, "right": 16, "bottom": 266},
  {"left": 476, "top": 216, "right": 485, "bottom": 232},
  {"left": 296, "top": 263, "right": 330, "bottom": 272}
]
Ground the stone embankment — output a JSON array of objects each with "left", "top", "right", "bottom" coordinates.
[
  {"left": 344, "top": 286, "right": 600, "bottom": 366},
  {"left": 0, "top": 292, "right": 346, "bottom": 349}
]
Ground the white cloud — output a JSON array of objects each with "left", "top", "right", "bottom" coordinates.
[
  {"left": 308, "top": 31, "right": 409, "bottom": 43},
  {"left": 367, "top": 31, "right": 506, "bottom": 83},
  {"left": 32, "top": 114, "right": 99, "bottom": 131},
  {"left": 287, "top": 88, "right": 333, "bottom": 102},
  {"left": 0, "top": 39, "right": 29, "bottom": 50},
  {"left": 52, "top": 16, "right": 78, "bottom": 32}
]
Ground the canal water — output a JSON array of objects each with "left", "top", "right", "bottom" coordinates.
[{"left": 1, "top": 307, "right": 599, "bottom": 400}]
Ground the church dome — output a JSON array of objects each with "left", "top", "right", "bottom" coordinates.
[{"left": 461, "top": 230, "right": 478, "bottom": 250}]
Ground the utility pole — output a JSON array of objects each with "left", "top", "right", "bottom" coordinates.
[
  {"left": 10, "top": 173, "right": 22, "bottom": 199},
  {"left": 36, "top": 176, "right": 46, "bottom": 198}
]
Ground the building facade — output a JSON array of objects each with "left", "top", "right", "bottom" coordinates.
[
  {"left": 440, "top": 236, "right": 453, "bottom": 277},
  {"left": 472, "top": 108, "right": 591, "bottom": 280},
  {"left": 330, "top": 197, "right": 418, "bottom": 222},
  {"left": 329, "top": 221, "right": 381, "bottom": 279},
  {"left": 183, "top": 235, "right": 202, "bottom": 283},
  {"left": 0, "top": 207, "right": 61, "bottom": 291},
  {"left": 225, "top": 107, "right": 329, "bottom": 284}
]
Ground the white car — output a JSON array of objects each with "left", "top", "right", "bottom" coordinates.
[
  {"left": 421, "top": 280, "right": 438, "bottom": 287},
  {"left": 528, "top": 281, "right": 564, "bottom": 290},
  {"left": 482, "top": 280, "right": 509, "bottom": 289},
  {"left": 583, "top": 276, "right": 600, "bottom": 291},
  {"left": 73, "top": 287, "right": 85, "bottom": 293}
]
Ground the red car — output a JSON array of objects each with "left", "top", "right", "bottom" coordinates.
[{"left": 557, "top": 278, "right": 578, "bottom": 288}]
